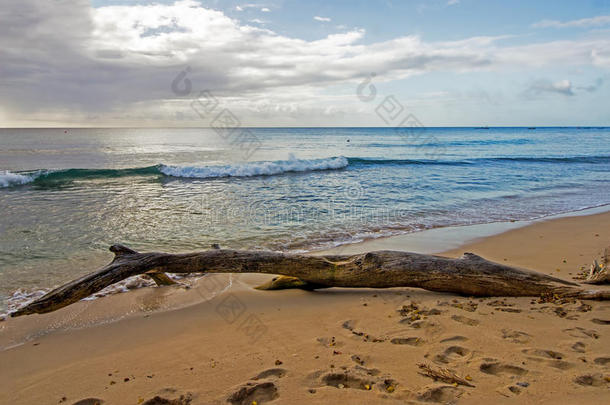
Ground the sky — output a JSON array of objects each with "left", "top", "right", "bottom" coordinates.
[{"left": 1, "top": 0, "right": 609, "bottom": 127}]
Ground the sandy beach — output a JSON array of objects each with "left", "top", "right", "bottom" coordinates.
[
  {"left": 1, "top": 210, "right": 608, "bottom": 405},
  {"left": 3, "top": 2, "right": 610, "bottom": 404}
]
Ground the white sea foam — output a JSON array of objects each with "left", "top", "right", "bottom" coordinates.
[
  {"left": 0, "top": 171, "right": 36, "bottom": 188},
  {"left": 159, "top": 156, "right": 348, "bottom": 179},
  {"left": 2, "top": 273, "right": 204, "bottom": 318}
]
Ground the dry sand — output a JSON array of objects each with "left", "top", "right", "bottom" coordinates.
[{"left": 1, "top": 211, "right": 609, "bottom": 404}]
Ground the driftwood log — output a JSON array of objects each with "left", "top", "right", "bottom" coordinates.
[{"left": 12, "top": 244, "right": 609, "bottom": 317}]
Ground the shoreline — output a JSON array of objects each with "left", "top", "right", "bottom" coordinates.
[
  {"left": 3, "top": 203, "right": 609, "bottom": 318},
  {"left": 314, "top": 203, "right": 610, "bottom": 256},
  {"left": 1, "top": 209, "right": 609, "bottom": 404},
  {"left": 2, "top": 204, "right": 610, "bottom": 340}
]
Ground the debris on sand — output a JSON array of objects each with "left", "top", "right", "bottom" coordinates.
[{"left": 417, "top": 363, "right": 475, "bottom": 387}]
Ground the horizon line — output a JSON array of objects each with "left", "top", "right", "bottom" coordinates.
[{"left": 1, "top": 125, "right": 609, "bottom": 130}]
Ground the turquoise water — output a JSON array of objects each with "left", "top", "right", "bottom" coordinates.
[{"left": 1, "top": 127, "right": 609, "bottom": 312}]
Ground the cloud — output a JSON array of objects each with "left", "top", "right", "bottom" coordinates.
[
  {"left": 235, "top": 4, "right": 269, "bottom": 13},
  {"left": 2, "top": 0, "right": 610, "bottom": 125},
  {"left": 525, "top": 77, "right": 605, "bottom": 98},
  {"left": 314, "top": 16, "right": 331, "bottom": 22},
  {"left": 526, "top": 79, "right": 574, "bottom": 96},
  {"left": 592, "top": 49, "right": 610, "bottom": 68},
  {"left": 532, "top": 15, "right": 610, "bottom": 29},
  {"left": 447, "top": 0, "right": 460, "bottom": 6}
]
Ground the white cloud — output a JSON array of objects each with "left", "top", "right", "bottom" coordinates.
[
  {"left": 592, "top": 49, "right": 610, "bottom": 68},
  {"left": 314, "top": 16, "right": 332, "bottom": 22},
  {"left": 235, "top": 4, "right": 269, "bottom": 13},
  {"left": 532, "top": 15, "right": 610, "bottom": 29},
  {"left": 447, "top": 0, "right": 460, "bottom": 6},
  {"left": 1, "top": 0, "right": 610, "bottom": 125}
]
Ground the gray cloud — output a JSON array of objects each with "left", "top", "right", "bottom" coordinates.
[
  {"left": 524, "top": 77, "right": 605, "bottom": 98},
  {"left": 1, "top": 0, "right": 610, "bottom": 125},
  {"left": 525, "top": 79, "right": 574, "bottom": 97}
]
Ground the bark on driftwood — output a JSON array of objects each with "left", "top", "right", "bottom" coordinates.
[{"left": 11, "top": 244, "right": 609, "bottom": 317}]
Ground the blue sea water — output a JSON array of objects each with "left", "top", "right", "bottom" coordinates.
[{"left": 1, "top": 127, "right": 609, "bottom": 312}]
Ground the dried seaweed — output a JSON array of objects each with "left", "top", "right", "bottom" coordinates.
[{"left": 417, "top": 363, "right": 475, "bottom": 387}]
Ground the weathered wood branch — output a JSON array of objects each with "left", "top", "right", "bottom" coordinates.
[
  {"left": 583, "top": 247, "right": 610, "bottom": 284},
  {"left": 145, "top": 270, "right": 177, "bottom": 286},
  {"left": 12, "top": 244, "right": 609, "bottom": 317}
]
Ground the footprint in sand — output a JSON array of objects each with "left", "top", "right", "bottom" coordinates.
[
  {"left": 591, "top": 318, "right": 610, "bottom": 325},
  {"left": 434, "top": 346, "right": 471, "bottom": 364},
  {"left": 594, "top": 357, "right": 610, "bottom": 366},
  {"left": 227, "top": 382, "right": 279, "bottom": 405},
  {"left": 571, "top": 341, "right": 586, "bottom": 353},
  {"left": 342, "top": 319, "right": 357, "bottom": 331},
  {"left": 440, "top": 335, "right": 469, "bottom": 343},
  {"left": 251, "top": 368, "right": 287, "bottom": 380},
  {"left": 522, "top": 348, "right": 564, "bottom": 359},
  {"left": 563, "top": 327, "right": 600, "bottom": 339},
  {"left": 451, "top": 315, "right": 479, "bottom": 326},
  {"left": 322, "top": 372, "right": 377, "bottom": 390},
  {"left": 227, "top": 366, "right": 288, "bottom": 405},
  {"left": 574, "top": 373, "right": 609, "bottom": 387},
  {"left": 480, "top": 362, "right": 528, "bottom": 377},
  {"left": 142, "top": 394, "right": 192, "bottom": 405},
  {"left": 501, "top": 329, "right": 531, "bottom": 344},
  {"left": 390, "top": 337, "right": 425, "bottom": 346},
  {"left": 354, "top": 364, "right": 382, "bottom": 376},
  {"left": 312, "top": 366, "right": 397, "bottom": 394},
  {"left": 522, "top": 349, "right": 574, "bottom": 370},
  {"left": 417, "top": 385, "right": 463, "bottom": 403},
  {"left": 401, "top": 319, "right": 443, "bottom": 336},
  {"left": 72, "top": 400, "right": 104, "bottom": 405},
  {"left": 401, "top": 318, "right": 438, "bottom": 329},
  {"left": 351, "top": 354, "right": 366, "bottom": 366}
]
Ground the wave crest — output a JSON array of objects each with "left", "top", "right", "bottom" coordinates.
[
  {"left": 159, "top": 156, "right": 348, "bottom": 179},
  {"left": 2, "top": 154, "right": 608, "bottom": 189},
  {"left": 0, "top": 171, "right": 38, "bottom": 188}
]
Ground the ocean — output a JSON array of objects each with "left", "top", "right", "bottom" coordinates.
[{"left": 1, "top": 127, "right": 609, "bottom": 314}]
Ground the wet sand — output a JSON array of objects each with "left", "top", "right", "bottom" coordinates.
[{"left": 1, "top": 211, "right": 609, "bottom": 404}]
